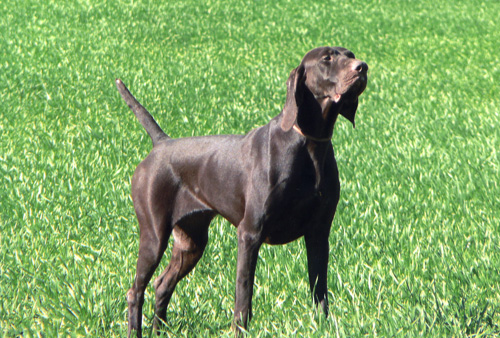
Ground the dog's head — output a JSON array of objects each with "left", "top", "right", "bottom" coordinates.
[{"left": 281, "top": 46, "right": 368, "bottom": 132}]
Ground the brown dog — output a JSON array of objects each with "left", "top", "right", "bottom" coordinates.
[{"left": 116, "top": 46, "right": 368, "bottom": 337}]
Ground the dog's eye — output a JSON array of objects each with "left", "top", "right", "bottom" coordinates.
[{"left": 322, "top": 55, "right": 332, "bottom": 61}]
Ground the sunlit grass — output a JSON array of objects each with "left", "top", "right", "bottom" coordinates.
[{"left": 0, "top": 0, "right": 499, "bottom": 336}]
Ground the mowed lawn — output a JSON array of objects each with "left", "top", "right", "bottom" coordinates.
[{"left": 1, "top": 0, "right": 499, "bottom": 336}]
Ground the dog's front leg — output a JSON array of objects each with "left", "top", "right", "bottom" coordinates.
[
  {"left": 305, "top": 229, "right": 330, "bottom": 316},
  {"left": 233, "top": 227, "right": 262, "bottom": 336}
]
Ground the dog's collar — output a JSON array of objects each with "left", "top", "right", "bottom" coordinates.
[{"left": 292, "top": 124, "right": 332, "bottom": 142}]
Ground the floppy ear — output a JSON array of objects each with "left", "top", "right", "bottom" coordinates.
[
  {"left": 339, "top": 98, "right": 358, "bottom": 128},
  {"left": 281, "top": 65, "right": 305, "bottom": 131}
]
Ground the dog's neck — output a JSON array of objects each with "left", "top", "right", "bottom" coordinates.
[
  {"left": 292, "top": 124, "right": 331, "bottom": 142},
  {"left": 295, "top": 89, "right": 340, "bottom": 141}
]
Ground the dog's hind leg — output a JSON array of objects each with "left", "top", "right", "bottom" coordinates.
[
  {"left": 127, "top": 215, "right": 172, "bottom": 338},
  {"left": 127, "top": 166, "right": 174, "bottom": 338},
  {"left": 153, "top": 211, "right": 215, "bottom": 333}
]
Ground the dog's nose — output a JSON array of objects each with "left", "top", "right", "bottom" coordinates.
[{"left": 352, "top": 61, "right": 368, "bottom": 73}]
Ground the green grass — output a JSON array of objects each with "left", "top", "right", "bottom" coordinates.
[{"left": 1, "top": 0, "right": 499, "bottom": 336}]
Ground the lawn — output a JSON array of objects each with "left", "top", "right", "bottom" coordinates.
[{"left": 1, "top": 0, "right": 499, "bottom": 336}]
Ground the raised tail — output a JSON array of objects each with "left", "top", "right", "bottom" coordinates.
[{"left": 115, "top": 79, "right": 169, "bottom": 146}]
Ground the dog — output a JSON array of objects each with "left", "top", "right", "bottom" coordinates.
[{"left": 116, "top": 46, "right": 368, "bottom": 337}]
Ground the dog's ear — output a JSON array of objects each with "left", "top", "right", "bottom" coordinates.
[
  {"left": 281, "top": 65, "right": 305, "bottom": 131},
  {"left": 339, "top": 98, "right": 358, "bottom": 128}
]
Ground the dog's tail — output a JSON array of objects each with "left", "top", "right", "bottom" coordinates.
[{"left": 115, "top": 79, "right": 169, "bottom": 146}]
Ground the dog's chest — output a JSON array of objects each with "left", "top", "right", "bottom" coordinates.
[
  {"left": 262, "top": 191, "right": 324, "bottom": 245},
  {"left": 262, "top": 174, "right": 333, "bottom": 245},
  {"left": 260, "top": 150, "right": 339, "bottom": 245}
]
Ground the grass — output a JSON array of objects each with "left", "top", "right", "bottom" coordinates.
[{"left": 1, "top": 0, "right": 499, "bottom": 336}]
